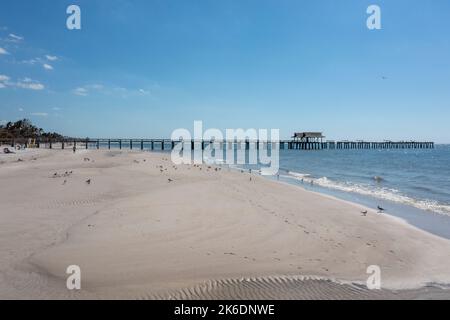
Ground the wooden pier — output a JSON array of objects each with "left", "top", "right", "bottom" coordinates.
[{"left": 2, "top": 138, "right": 435, "bottom": 151}]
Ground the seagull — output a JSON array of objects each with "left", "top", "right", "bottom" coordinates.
[{"left": 377, "top": 206, "right": 385, "bottom": 213}]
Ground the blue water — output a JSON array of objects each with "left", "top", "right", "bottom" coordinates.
[{"left": 279, "top": 145, "right": 450, "bottom": 216}]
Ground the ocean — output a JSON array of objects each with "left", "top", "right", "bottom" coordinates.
[
  {"left": 221, "top": 144, "right": 450, "bottom": 239},
  {"left": 263, "top": 145, "right": 450, "bottom": 239}
]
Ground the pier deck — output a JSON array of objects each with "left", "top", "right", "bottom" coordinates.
[{"left": 2, "top": 139, "right": 435, "bottom": 151}]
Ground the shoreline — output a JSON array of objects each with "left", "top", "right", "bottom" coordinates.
[
  {"left": 264, "top": 173, "right": 450, "bottom": 241},
  {"left": 1, "top": 148, "right": 450, "bottom": 299}
]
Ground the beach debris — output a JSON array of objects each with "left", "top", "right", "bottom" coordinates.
[
  {"left": 62, "top": 180, "right": 67, "bottom": 185},
  {"left": 3, "top": 148, "right": 15, "bottom": 154},
  {"left": 17, "top": 158, "right": 24, "bottom": 162},
  {"left": 83, "top": 157, "right": 90, "bottom": 162},
  {"left": 377, "top": 206, "right": 385, "bottom": 213},
  {"left": 86, "top": 179, "right": 91, "bottom": 185},
  {"left": 168, "top": 178, "right": 173, "bottom": 183}
]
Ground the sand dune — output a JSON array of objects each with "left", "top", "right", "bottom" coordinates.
[{"left": 1, "top": 149, "right": 450, "bottom": 299}]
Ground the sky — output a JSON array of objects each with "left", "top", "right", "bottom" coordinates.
[{"left": 0, "top": 0, "right": 449, "bottom": 142}]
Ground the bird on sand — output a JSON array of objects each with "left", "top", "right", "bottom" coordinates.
[
  {"left": 86, "top": 179, "right": 91, "bottom": 185},
  {"left": 168, "top": 178, "right": 173, "bottom": 182},
  {"left": 361, "top": 210, "right": 368, "bottom": 216},
  {"left": 377, "top": 206, "right": 385, "bottom": 213}
]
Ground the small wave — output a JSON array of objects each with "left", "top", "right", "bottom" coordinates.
[
  {"left": 287, "top": 172, "right": 450, "bottom": 216},
  {"left": 287, "top": 171, "right": 311, "bottom": 179}
]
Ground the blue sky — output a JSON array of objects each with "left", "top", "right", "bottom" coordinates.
[{"left": 0, "top": 0, "right": 449, "bottom": 142}]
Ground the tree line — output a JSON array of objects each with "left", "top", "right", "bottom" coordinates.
[{"left": 0, "top": 119, "right": 65, "bottom": 141}]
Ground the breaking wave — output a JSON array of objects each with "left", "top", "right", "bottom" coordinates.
[{"left": 286, "top": 171, "right": 450, "bottom": 216}]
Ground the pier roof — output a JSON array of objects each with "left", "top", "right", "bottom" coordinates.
[{"left": 292, "top": 132, "right": 325, "bottom": 139}]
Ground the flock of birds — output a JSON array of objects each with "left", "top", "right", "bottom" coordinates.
[{"left": 56, "top": 155, "right": 388, "bottom": 216}]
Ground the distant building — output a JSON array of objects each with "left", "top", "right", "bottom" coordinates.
[{"left": 292, "top": 132, "right": 325, "bottom": 142}]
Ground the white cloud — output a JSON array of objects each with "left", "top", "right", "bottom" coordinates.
[
  {"left": 45, "top": 55, "right": 58, "bottom": 61},
  {"left": 52, "top": 107, "right": 61, "bottom": 111},
  {"left": 139, "top": 88, "right": 150, "bottom": 95},
  {"left": 0, "top": 75, "right": 9, "bottom": 88},
  {"left": 30, "top": 112, "right": 48, "bottom": 117},
  {"left": 87, "top": 84, "right": 104, "bottom": 90},
  {"left": 18, "top": 107, "right": 24, "bottom": 112},
  {"left": 9, "top": 33, "right": 23, "bottom": 41},
  {"left": 0, "top": 75, "right": 45, "bottom": 90},
  {"left": 43, "top": 63, "right": 53, "bottom": 70},
  {"left": 16, "top": 78, "right": 45, "bottom": 90},
  {"left": 73, "top": 87, "right": 88, "bottom": 96},
  {"left": 0, "top": 47, "right": 9, "bottom": 55},
  {"left": 21, "top": 58, "right": 38, "bottom": 65},
  {"left": 73, "top": 84, "right": 104, "bottom": 96}
]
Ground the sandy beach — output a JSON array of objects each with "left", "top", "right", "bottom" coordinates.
[{"left": 1, "top": 148, "right": 450, "bottom": 299}]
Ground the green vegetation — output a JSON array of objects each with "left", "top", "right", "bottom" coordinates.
[{"left": 0, "top": 119, "right": 64, "bottom": 141}]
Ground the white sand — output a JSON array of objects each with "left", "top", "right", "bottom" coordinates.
[{"left": 1, "top": 149, "right": 450, "bottom": 299}]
